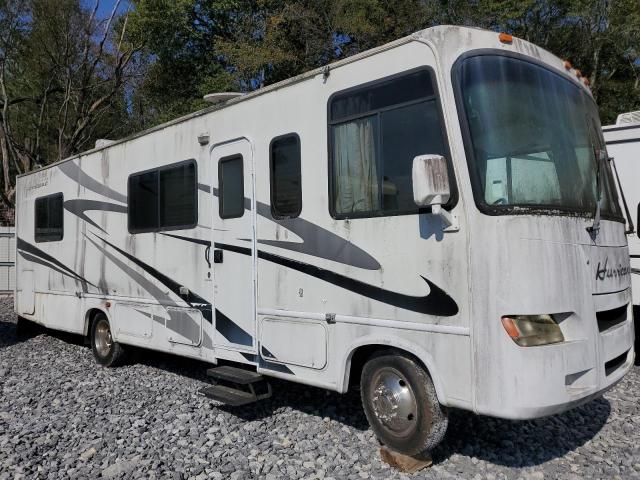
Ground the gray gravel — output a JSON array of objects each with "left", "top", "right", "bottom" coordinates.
[{"left": 0, "top": 296, "right": 639, "bottom": 480}]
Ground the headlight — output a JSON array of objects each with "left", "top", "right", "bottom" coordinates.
[{"left": 501, "top": 314, "right": 564, "bottom": 347}]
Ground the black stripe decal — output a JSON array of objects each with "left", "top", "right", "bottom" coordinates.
[
  {"left": 160, "top": 232, "right": 211, "bottom": 247},
  {"left": 18, "top": 251, "right": 81, "bottom": 283},
  {"left": 214, "top": 243, "right": 459, "bottom": 317},
  {"left": 215, "top": 308, "right": 253, "bottom": 347},
  {"left": 17, "top": 237, "right": 97, "bottom": 288},
  {"left": 606, "top": 137, "right": 640, "bottom": 145},
  {"left": 91, "top": 233, "right": 212, "bottom": 322}
]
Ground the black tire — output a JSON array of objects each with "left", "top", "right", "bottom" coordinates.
[
  {"left": 360, "top": 351, "right": 448, "bottom": 457},
  {"left": 90, "top": 313, "right": 127, "bottom": 367},
  {"left": 16, "top": 316, "right": 41, "bottom": 338}
]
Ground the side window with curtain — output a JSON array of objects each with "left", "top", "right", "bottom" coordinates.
[
  {"left": 328, "top": 69, "right": 450, "bottom": 218},
  {"left": 128, "top": 159, "right": 197, "bottom": 233},
  {"left": 35, "top": 193, "right": 64, "bottom": 242},
  {"left": 270, "top": 134, "right": 302, "bottom": 219},
  {"left": 219, "top": 155, "right": 245, "bottom": 219}
]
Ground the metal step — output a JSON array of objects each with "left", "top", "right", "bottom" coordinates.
[
  {"left": 198, "top": 384, "right": 259, "bottom": 406},
  {"left": 206, "top": 365, "right": 264, "bottom": 385}
]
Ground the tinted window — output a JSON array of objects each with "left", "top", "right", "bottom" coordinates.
[
  {"left": 129, "top": 170, "right": 159, "bottom": 232},
  {"left": 219, "top": 155, "right": 244, "bottom": 219},
  {"left": 160, "top": 161, "right": 197, "bottom": 228},
  {"left": 329, "top": 69, "right": 449, "bottom": 218},
  {"left": 270, "top": 134, "right": 302, "bottom": 218},
  {"left": 128, "top": 160, "right": 197, "bottom": 233},
  {"left": 35, "top": 193, "right": 64, "bottom": 242}
]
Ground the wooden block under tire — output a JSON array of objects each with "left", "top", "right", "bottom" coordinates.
[{"left": 379, "top": 446, "right": 432, "bottom": 473}]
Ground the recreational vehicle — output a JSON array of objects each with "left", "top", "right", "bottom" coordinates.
[
  {"left": 15, "top": 26, "right": 635, "bottom": 456},
  {"left": 604, "top": 113, "right": 640, "bottom": 320}
]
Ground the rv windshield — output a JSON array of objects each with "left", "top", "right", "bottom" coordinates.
[{"left": 458, "top": 54, "right": 622, "bottom": 219}]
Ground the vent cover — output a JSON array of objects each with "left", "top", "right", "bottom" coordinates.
[{"left": 616, "top": 111, "right": 640, "bottom": 126}]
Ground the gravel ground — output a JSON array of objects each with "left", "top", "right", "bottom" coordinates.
[{"left": 1, "top": 297, "right": 639, "bottom": 480}]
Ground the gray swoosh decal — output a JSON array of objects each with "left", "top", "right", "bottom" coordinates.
[
  {"left": 64, "top": 199, "right": 128, "bottom": 234},
  {"left": 18, "top": 251, "right": 82, "bottom": 283},
  {"left": 17, "top": 237, "right": 98, "bottom": 289},
  {"left": 208, "top": 186, "right": 380, "bottom": 271},
  {"left": 59, "top": 161, "right": 127, "bottom": 203}
]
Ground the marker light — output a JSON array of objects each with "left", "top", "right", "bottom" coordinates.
[
  {"left": 575, "top": 69, "right": 582, "bottom": 78},
  {"left": 499, "top": 33, "right": 513, "bottom": 44},
  {"left": 583, "top": 77, "right": 590, "bottom": 87},
  {"left": 564, "top": 60, "right": 572, "bottom": 70},
  {"left": 501, "top": 314, "right": 564, "bottom": 347}
]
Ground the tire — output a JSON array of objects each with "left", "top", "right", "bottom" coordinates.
[
  {"left": 360, "top": 351, "right": 448, "bottom": 457},
  {"left": 90, "top": 313, "right": 127, "bottom": 367}
]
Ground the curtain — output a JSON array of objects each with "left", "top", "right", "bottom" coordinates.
[{"left": 332, "top": 117, "right": 379, "bottom": 214}]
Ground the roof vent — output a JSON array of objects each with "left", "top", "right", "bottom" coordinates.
[
  {"left": 203, "top": 92, "right": 244, "bottom": 105},
  {"left": 616, "top": 111, "right": 640, "bottom": 126},
  {"left": 95, "top": 139, "right": 116, "bottom": 149}
]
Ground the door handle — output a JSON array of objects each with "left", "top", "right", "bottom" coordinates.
[
  {"left": 213, "top": 249, "right": 223, "bottom": 263},
  {"left": 204, "top": 245, "right": 211, "bottom": 268}
]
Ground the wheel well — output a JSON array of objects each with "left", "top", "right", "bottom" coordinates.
[
  {"left": 84, "top": 308, "right": 106, "bottom": 337},
  {"left": 347, "top": 345, "right": 430, "bottom": 389}
]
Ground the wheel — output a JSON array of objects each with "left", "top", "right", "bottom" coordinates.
[
  {"left": 90, "top": 313, "right": 127, "bottom": 367},
  {"left": 16, "top": 316, "right": 40, "bottom": 338},
  {"left": 360, "top": 351, "right": 448, "bottom": 456}
]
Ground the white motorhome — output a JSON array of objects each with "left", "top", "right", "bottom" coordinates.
[
  {"left": 604, "top": 112, "right": 640, "bottom": 317},
  {"left": 15, "top": 26, "right": 635, "bottom": 456}
]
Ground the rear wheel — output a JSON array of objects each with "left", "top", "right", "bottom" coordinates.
[
  {"left": 90, "top": 313, "right": 127, "bottom": 367},
  {"left": 360, "top": 351, "right": 447, "bottom": 457}
]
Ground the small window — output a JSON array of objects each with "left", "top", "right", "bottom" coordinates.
[
  {"left": 128, "top": 160, "right": 197, "bottom": 233},
  {"left": 35, "top": 193, "right": 64, "bottom": 242},
  {"left": 328, "top": 69, "right": 451, "bottom": 219},
  {"left": 270, "top": 134, "right": 301, "bottom": 218},
  {"left": 219, "top": 155, "right": 244, "bottom": 219}
]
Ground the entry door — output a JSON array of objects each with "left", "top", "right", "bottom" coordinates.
[{"left": 211, "top": 138, "right": 257, "bottom": 353}]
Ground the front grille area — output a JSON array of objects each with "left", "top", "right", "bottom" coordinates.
[
  {"left": 596, "top": 304, "right": 628, "bottom": 332},
  {"left": 605, "top": 350, "right": 629, "bottom": 376}
]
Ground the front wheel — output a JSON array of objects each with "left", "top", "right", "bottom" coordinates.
[
  {"left": 360, "top": 352, "right": 448, "bottom": 456},
  {"left": 90, "top": 313, "right": 127, "bottom": 367}
]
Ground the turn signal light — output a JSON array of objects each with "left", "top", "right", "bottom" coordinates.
[
  {"left": 501, "top": 314, "right": 564, "bottom": 347},
  {"left": 499, "top": 33, "right": 513, "bottom": 44}
]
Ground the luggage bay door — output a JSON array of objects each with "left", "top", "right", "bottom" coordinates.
[{"left": 211, "top": 138, "right": 257, "bottom": 355}]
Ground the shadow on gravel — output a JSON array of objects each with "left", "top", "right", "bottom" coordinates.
[
  {"left": 134, "top": 348, "right": 370, "bottom": 431},
  {"left": 0, "top": 320, "right": 33, "bottom": 349},
  {"left": 431, "top": 397, "right": 611, "bottom": 467}
]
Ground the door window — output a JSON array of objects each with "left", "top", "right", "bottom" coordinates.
[{"left": 219, "top": 155, "right": 245, "bottom": 219}]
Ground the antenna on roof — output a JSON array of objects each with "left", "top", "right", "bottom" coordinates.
[{"left": 203, "top": 92, "right": 244, "bottom": 105}]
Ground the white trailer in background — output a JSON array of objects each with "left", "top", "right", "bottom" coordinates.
[
  {"left": 604, "top": 113, "right": 640, "bottom": 315},
  {"left": 14, "top": 26, "right": 635, "bottom": 457}
]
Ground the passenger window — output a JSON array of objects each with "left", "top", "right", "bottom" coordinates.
[
  {"left": 219, "top": 155, "right": 244, "bottom": 219},
  {"left": 270, "top": 134, "right": 301, "bottom": 218},
  {"left": 35, "top": 193, "right": 64, "bottom": 242},
  {"left": 328, "top": 69, "right": 450, "bottom": 218},
  {"left": 128, "top": 159, "right": 197, "bottom": 233}
]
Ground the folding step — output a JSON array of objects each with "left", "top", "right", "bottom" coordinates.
[
  {"left": 205, "top": 365, "right": 264, "bottom": 385},
  {"left": 198, "top": 365, "right": 272, "bottom": 406},
  {"left": 199, "top": 384, "right": 261, "bottom": 406}
]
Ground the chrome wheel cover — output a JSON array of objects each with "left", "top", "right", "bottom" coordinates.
[
  {"left": 370, "top": 367, "right": 418, "bottom": 438},
  {"left": 94, "top": 319, "right": 113, "bottom": 358}
]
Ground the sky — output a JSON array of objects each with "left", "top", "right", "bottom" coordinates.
[{"left": 80, "top": 0, "right": 131, "bottom": 19}]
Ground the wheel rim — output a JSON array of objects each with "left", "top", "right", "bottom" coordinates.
[
  {"left": 94, "top": 318, "right": 113, "bottom": 358},
  {"left": 370, "top": 367, "right": 418, "bottom": 438}
]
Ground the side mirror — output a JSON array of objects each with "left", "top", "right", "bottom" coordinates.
[
  {"left": 412, "top": 154, "right": 451, "bottom": 207},
  {"left": 412, "top": 154, "right": 458, "bottom": 230}
]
